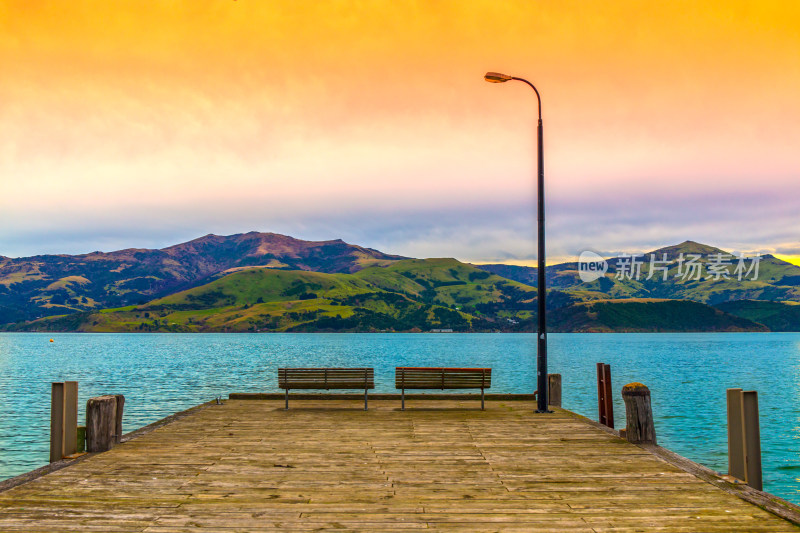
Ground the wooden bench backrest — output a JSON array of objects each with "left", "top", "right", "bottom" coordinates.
[
  {"left": 395, "top": 367, "right": 491, "bottom": 390},
  {"left": 278, "top": 368, "right": 375, "bottom": 390}
]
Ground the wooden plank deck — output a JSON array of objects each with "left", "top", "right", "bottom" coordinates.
[{"left": 0, "top": 398, "right": 798, "bottom": 532}]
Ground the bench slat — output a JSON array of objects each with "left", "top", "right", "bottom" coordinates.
[
  {"left": 395, "top": 367, "right": 491, "bottom": 389},
  {"left": 395, "top": 367, "right": 491, "bottom": 410},
  {"left": 279, "top": 368, "right": 374, "bottom": 390},
  {"left": 279, "top": 367, "right": 374, "bottom": 410}
]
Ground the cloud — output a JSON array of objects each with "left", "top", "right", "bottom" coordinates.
[
  {"left": 2, "top": 2, "right": 799, "bottom": 264},
  {"left": 773, "top": 244, "right": 800, "bottom": 256},
  {"left": 3, "top": 185, "right": 798, "bottom": 266}
]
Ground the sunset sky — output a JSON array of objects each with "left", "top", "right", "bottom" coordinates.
[{"left": 1, "top": 1, "right": 799, "bottom": 265}]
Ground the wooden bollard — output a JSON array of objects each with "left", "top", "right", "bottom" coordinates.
[
  {"left": 621, "top": 383, "right": 656, "bottom": 445},
  {"left": 86, "top": 395, "right": 118, "bottom": 453},
  {"left": 548, "top": 374, "right": 562, "bottom": 407}
]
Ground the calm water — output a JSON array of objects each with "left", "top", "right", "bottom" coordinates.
[{"left": 2, "top": 332, "right": 800, "bottom": 503}]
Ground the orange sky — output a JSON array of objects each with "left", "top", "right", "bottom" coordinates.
[{"left": 1, "top": 1, "right": 799, "bottom": 262}]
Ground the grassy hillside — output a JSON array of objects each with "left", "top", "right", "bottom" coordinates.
[
  {"left": 354, "top": 258, "right": 535, "bottom": 308},
  {"left": 0, "top": 232, "right": 405, "bottom": 324},
  {"left": 715, "top": 300, "right": 800, "bottom": 332},
  {"left": 6, "top": 236, "right": 800, "bottom": 330},
  {"left": 11, "top": 259, "right": 540, "bottom": 333},
  {"left": 478, "top": 241, "right": 800, "bottom": 305},
  {"left": 8, "top": 259, "right": 772, "bottom": 333},
  {"left": 548, "top": 299, "right": 767, "bottom": 333}
]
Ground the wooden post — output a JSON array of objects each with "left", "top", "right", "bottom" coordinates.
[
  {"left": 548, "top": 374, "right": 562, "bottom": 407},
  {"left": 63, "top": 381, "right": 78, "bottom": 456},
  {"left": 728, "top": 388, "right": 762, "bottom": 490},
  {"left": 742, "top": 391, "right": 762, "bottom": 491},
  {"left": 596, "top": 363, "right": 614, "bottom": 428},
  {"left": 727, "top": 388, "right": 746, "bottom": 481},
  {"left": 49, "top": 382, "right": 65, "bottom": 463},
  {"left": 114, "top": 394, "right": 125, "bottom": 444},
  {"left": 621, "top": 382, "right": 656, "bottom": 445},
  {"left": 86, "top": 395, "right": 118, "bottom": 453}
]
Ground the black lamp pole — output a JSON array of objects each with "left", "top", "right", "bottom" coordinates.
[{"left": 485, "top": 72, "right": 550, "bottom": 413}]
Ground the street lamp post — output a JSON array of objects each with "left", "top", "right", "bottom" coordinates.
[{"left": 485, "top": 71, "right": 550, "bottom": 413}]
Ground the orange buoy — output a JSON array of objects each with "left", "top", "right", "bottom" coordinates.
[{"left": 49, "top": 339, "right": 54, "bottom": 343}]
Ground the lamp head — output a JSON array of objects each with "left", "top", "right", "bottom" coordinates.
[{"left": 484, "top": 72, "right": 513, "bottom": 83}]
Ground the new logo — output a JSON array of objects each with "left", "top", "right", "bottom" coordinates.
[{"left": 578, "top": 251, "right": 608, "bottom": 282}]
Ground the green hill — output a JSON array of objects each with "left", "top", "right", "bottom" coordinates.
[
  {"left": 5, "top": 237, "right": 799, "bottom": 333},
  {"left": 549, "top": 299, "right": 767, "bottom": 333},
  {"left": 715, "top": 300, "right": 800, "bottom": 332},
  {"left": 11, "top": 259, "right": 541, "bottom": 333},
  {"left": 479, "top": 241, "right": 800, "bottom": 305},
  {"left": 8, "top": 259, "right": 769, "bottom": 334},
  {"left": 0, "top": 232, "right": 405, "bottom": 324}
]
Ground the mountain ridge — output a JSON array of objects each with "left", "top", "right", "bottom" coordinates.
[
  {"left": 0, "top": 231, "right": 406, "bottom": 323},
  {"left": 2, "top": 234, "right": 799, "bottom": 331},
  {"left": 4, "top": 261, "right": 766, "bottom": 334},
  {"left": 477, "top": 240, "right": 800, "bottom": 305}
]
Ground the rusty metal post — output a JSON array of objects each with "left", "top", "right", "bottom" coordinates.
[
  {"left": 114, "top": 394, "right": 125, "bottom": 444},
  {"left": 50, "top": 382, "right": 65, "bottom": 463},
  {"left": 727, "top": 388, "right": 745, "bottom": 481},
  {"left": 596, "top": 363, "right": 614, "bottom": 428},
  {"left": 726, "top": 388, "right": 762, "bottom": 490},
  {"left": 596, "top": 363, "right": 604, "bottom": 423},
  {"left": 742, "top": 391, "right": 763, "bottom": 490},
  {"left": 63, "top": 381, "right": 78, "bottom": 456}
]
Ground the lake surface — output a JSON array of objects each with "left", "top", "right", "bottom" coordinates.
[{"left": 2, "top": 332, "right": 800, "bottom": 503}]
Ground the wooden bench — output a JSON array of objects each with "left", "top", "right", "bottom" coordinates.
[
  {"left": 278, "top": 368, "right": 374, "bottom": 410},
  {"left": 395, "top": 367, "right": 492, "bottom": 410}
]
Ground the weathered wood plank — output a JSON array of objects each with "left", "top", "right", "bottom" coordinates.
[{"left": 1, "top": 399, "right": 798, "bottom": 531}]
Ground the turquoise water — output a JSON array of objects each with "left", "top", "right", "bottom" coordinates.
[{"left": 2, "top": 332, "right": 800, "bottom": 503}]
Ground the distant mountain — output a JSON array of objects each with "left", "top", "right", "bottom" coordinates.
[
  {"left": 641, "top": 241, "right": 728, "bottom": 260},
  {"left": 8, "top": 258, "right": 539, "bottom": 333},
  {"left": 5, "top": 257, "right": 766, "bottom": 334},
  {"left": 475, "top": 264, "right": 538, "bottom": 285},
  {"left": 477, "top": 240, "right": 800, "bottom": 305},
  {"left": 0, "top": 232, "right": 405, "bottom": 323},
  {"left": 3, "top": 236, "right": 799, "bottom": 332}
]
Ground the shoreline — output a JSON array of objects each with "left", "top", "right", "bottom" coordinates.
[{"left": 1, "top": 329, "right": 791, "bottom": 334}]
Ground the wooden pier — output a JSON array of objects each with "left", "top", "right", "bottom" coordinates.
[{"left": 1, "top": 397, "right": 798, "bottom": 531}]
